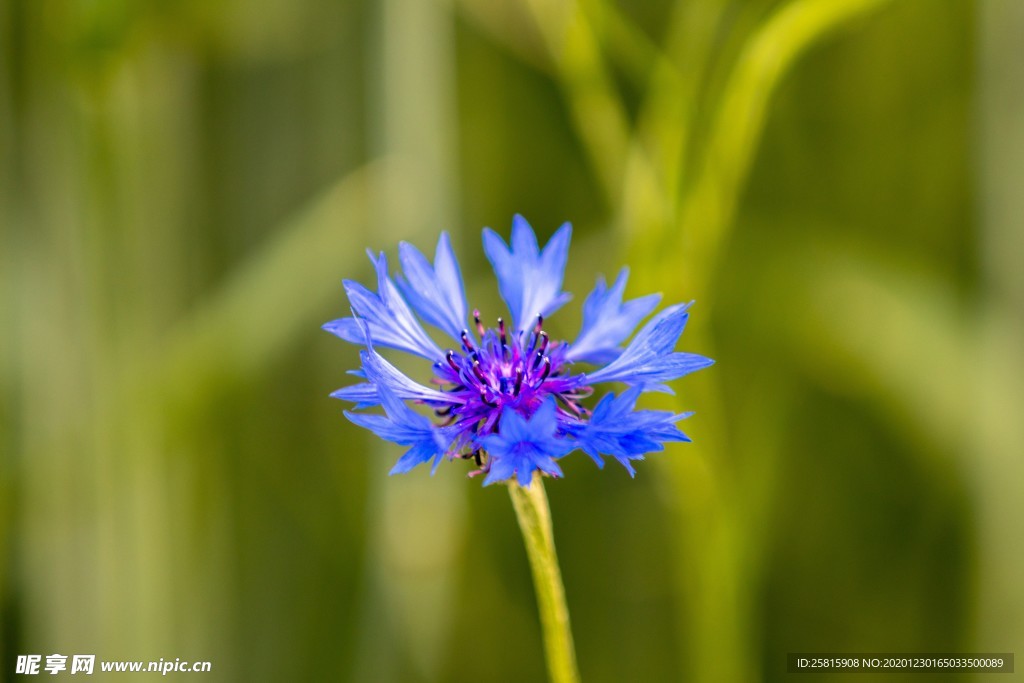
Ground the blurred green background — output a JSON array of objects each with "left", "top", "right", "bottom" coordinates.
[{"left": 2, "top": 0, "right": 1021, "bottom": 681}]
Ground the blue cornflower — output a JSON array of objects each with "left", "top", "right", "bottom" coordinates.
[{"left": 324, "top": 215, "right": 714, "bottom": 485}]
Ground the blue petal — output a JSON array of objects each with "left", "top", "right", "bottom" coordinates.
[
  {"left": 322, "top": 251, "right": 442, "bottom": 360},
  {"left": 585, "top": 303, "right": 714, "bottom": 388},
  {"left": 329, "top": 383, "right": 378, "bottom": 409},
  {"left": 389, "top": 441, "right": 445, "bottom": 475},
  {"left": 569, "top": 387, "right": 692, "bottom": 475},
  {"left": 482, "top": 451, "right": 516, "bottom": 486},
  {"left": 482, "top": 215, "right": 572, "bottom": 332},
  {"left": 395, "top": 232, "right": 468, "bottom": 341},
  {"left": 365, "top": 346, "right": 461, "bottom": 404},
  {"left": 344, "top": 380, "right": 455, "bottom": 474},
  {"left": 332, "top": 346, "right": 460, "bottom": 407},
  {"left": 567, "top": 268, "right": 661, "bottom": 364},
  {"left": 479, "top": 400, "right": 570, "bottom": 486}
]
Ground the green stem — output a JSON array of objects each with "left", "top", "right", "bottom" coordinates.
[{"left": 508, "top": 474, "right": 581, "bottom": 683}]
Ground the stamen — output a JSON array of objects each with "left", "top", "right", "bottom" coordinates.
[
  {"left": 435, "top": 406, "right": 452, "bottom": 416},
  {"left": 538, "top": 331, "right": 549, "bottom": 355},
  {"left": 472, "top": 360, "right": 488, "bottom": 384},
  {"left": 539, "top": 356, "right": 552, "bottom": 381},
  {"left": 473, "top": 309, "right": 485, "bottom": 337},
  {"left": 460, "top": 330, "right": 474, "bottom": 352},
  {"left": 532, "top": 349, "right": 545, "bottom": 369},
  {"left": 534, "top": 314, "right": 544, "bottom": 334},
  {"left": 497, "top": 318, "right": 510, "bottom": 359},
  {"left": 556, "top": 393, "right": 583, "bottom": 416},
  {"left": 446, "top": 350, "right": 460, "bottom": 372},
  {"left": 513, "top": 368, "right": 524, "bottom": 396},
  {"left": 479, "top": 390, "right": 497, "bottom": 408}
]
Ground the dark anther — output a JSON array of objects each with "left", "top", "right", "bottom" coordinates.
[
  {"left": 446, "top": 350, "right": 460, "bottom": 372},
  {"left": 527, "top": 332, "right": 540, "bottom": 355},
  {"left": 480, "top": 390, "right": 497, "bottom": 408},
  {"left": 513, "top": 368, "right": 524, "bottom": 396},
  {"left": 435, "top": 406, "right": 452, "bottom": 417},
  {"left": 473, "top": 309, "right": 485, "bottom": 337},
  {"left": 533, "top": 349, "right": 545, "bottom": 369},
  {"left": 497, "top": 318, "right": 509, "bottom": 359},
  {"left": 539, "top": 356, "right": 552, "bottom": 381},
  {"left": 473, "top": 450, "right": 483, "bottom": 467},
  {"left": 538, "top": 331, "right": 549, "bottom": 354},
  {"left": 534, "top": 314, "right": 544, "bottom": 334},
  {"left": 472, "top": 360, "right": 488, "bottom": 384},
  {"left": 461, "top": 330, "right": 474, "bottom": 352},
  {"left": 556, "top": 393, "right": 583, "bottom": 416}
]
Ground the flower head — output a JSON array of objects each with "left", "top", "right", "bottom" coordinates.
[{"left": 324, "top": 216, "right": 713, "bottom": 485}]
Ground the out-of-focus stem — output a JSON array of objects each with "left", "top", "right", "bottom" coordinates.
[{"left": 670, "top": 0, "right": 895, "bottom": 295}]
